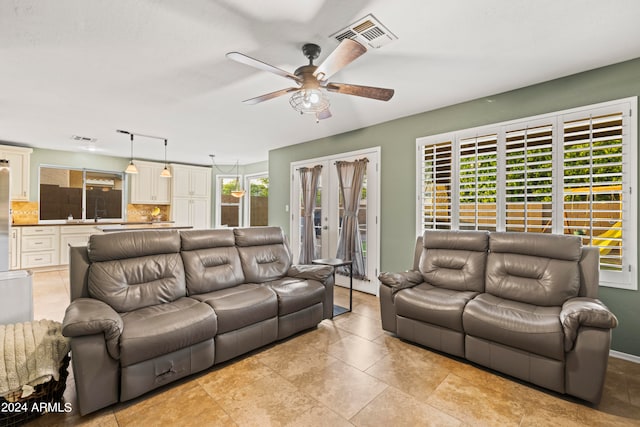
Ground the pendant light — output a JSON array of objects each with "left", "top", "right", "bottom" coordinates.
[
  {"left": 230, "top": 160, "right": 245, "bottom": 198},
  {"left": 125, "top": 133, "right": 138, "bottom": 174},
  {"left": 160, "top": 139, "right": 172, "bottom": 178}
]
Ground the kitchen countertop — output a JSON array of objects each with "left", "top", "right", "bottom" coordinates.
[
  {"left": 97, "top": 223, "right": 193, "bottom": 232},
  {"left": 13, "top": 221, "right": 176, "bottom": 227}
]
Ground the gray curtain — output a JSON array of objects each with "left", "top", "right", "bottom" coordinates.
[
  {"left": 298, "top": 165, "right": 322, "bottom": 264},
  {"left": 335, "top": 158, "right": 368, "bottom": 279}
]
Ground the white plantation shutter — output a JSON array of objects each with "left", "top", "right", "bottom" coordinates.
[
  {"left": 458, "top": 133, "right": 498, "bottom": 231},
  {"left": 417, "top": 97, "right": 636, "bottom": 289},
  {"left": 421, "top": 141, "right": 452, "bottom": 229},
  {"left": 504, "top": 124, "right": 554, "bottom": 233},
  {"left": 562, "top": 111, "right": 625, "bottom": 273}
]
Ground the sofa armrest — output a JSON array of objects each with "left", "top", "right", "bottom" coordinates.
[
  {"left": 287, "top": 264, "right": 333, "bottom": 282},
  {"left": 560, "top": 297, "right": 618, "bottom": 351},
  {"left": 62, "top": 298, "right": 123, "bottom": 359},
  {"left": 378, "top": 270, "right": 423, "bottom": 295}
]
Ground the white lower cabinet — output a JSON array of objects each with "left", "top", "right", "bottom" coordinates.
[
  {"left": 172, "top": 196, "right": 210, "bottom": 229},
  {"left": 16, "top": 224, "right": 101, "bottom": 269},
  {"left": 59, "top": 225, "right": 100, "bottom": 265},
  {"left": 20, "top": 226, "right": 60, "bottom": 269}
]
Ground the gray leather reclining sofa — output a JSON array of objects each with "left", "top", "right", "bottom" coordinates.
[
  {"left": 62, "top": 226, "right": 334, "bottom": 415},
  {"left": 379, "top": 230, "right": 618, "bottom": 404}
]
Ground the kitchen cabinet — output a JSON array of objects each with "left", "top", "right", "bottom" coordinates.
[
  {"left": 20, "top": 226, "right": 60, "bottom": 268},
  {"left": 0, "top": 145, "right": 32, "bottom": 201},
  {"left": 172, "top": 164, "right": 211, "bottom": 198},
  {"left": 130, "top": 160, "right": 171, "bottom": 204},
  {"left": 59, "top": 225, "right": 100, "bottom": 265},
  {"left": 172, "top": 196, "right": 210, "bottom": 229},
  {"left": 171, "top": 164, "right": 211, "bottom": 228}
]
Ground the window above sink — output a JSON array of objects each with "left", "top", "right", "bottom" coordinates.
[{"left": 39, "top": 166, "right": 124, "bottom": 222}]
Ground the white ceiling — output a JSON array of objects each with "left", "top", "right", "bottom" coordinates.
[{"left": 2, "top": 0, "right": 640, "bottom": 166}]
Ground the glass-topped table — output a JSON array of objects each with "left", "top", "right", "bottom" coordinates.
[{"left": 312, "top": 258, "right": 353, "bottom": 316}]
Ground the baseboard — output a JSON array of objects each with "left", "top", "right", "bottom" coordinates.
[{"left": 610, "top": 350, "right": 640, "bottom": 364}]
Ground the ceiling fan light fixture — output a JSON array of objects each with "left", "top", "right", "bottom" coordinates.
[{"left": 289, "top": 88, "right": 330, "bottom": 114}]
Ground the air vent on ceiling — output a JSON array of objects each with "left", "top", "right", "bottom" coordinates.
[
  {"left": 71, "top": 135, "right": 97, "bottom": 143},
  {"left": 330, "top": 13, "right": 397, "bottom": 49}
]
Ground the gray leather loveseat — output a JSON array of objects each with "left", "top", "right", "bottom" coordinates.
[
  {"left": 62, "top": 226, "right": 333, "bottom": 415},
  {"left": 379, "top": 230, "right": 618, "bottom": 404}
]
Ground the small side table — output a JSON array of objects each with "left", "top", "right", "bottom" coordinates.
[{"left": 312, "top": 258, "right": 353, "bottom": 317}]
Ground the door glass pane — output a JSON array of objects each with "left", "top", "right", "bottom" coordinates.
[{"left": 299, "top": 176, "right": 323, "bottom": 260}]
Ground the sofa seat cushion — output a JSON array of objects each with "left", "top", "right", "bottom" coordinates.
[
  {"left": 266, "top": 278, "right": 325, "bottom": 316},
  {"left": 395, "top": 283, "right": 478, "bottom": 332},
  {"left": 463, "top": 293, "right": 564, "bottom": 360},
  {"left": 192, "top": 284, "right": 277, "bottom": 334},
  {"left": 119, "top": 297, "right": 217, "bottom": 367}
]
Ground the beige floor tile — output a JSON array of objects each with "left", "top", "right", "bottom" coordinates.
[
  {"left": 291, "top": 360, "right": 388, "bottom": 420},
  {"left": 365, "top": 346, "right": 449, "bottom": 400},
  {"left": 254, "top": 336, "right": 338, "bottom": 382},
  {"left": 284, "top": 405, "right": 353, "bottom": 427},
  {"left": 197, "top": 355, "right": 273, "bottom": 393},
  {"left": 351, "top": 386, "right": 462, "bottom": 427},
  {"left": 292, "top": 320, "right": 354, "bottom": 352},
  {"left": 427, "top": 373, "right": 527, "bottom": 426},
  {"left": 325, "top": 334, "right": 388, "bottom": 371},
  {"left": 214, "top": 372, "right": 321, "bottom": 425},
  {"left": 331, "top": 312, "right": 384, "bottom": 341},
  {"left": 115, "top": 380, "right": 234, "bottom": 426}
]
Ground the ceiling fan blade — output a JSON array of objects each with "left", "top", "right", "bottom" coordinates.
[
  {"left": 242, "top": 87, "right": 298, "bottom": 105},
  {"left": 325, "top": 83, "right": 394, "bottom": 101},
  {"left": 316, "top": 109, "right": 332, "bottom": 121},
  {"left": 313, "top": 39, "right": 367, "bottom": 81},
  {"left": 226, "top": 52, "right": 301, "bottom": 83}
]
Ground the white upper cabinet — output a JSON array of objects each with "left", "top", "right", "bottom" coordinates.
[
  {"left": 170, "top": 164, "right": 211, "bottom": 228},
  {"left": 129, "top": 160, "right": 171, "bottom": 205},
  {"left": 171, "top": 164, "right": 211, "bottom": 198},
  {"left": 0, "top": 145, "right": 32, "bottom": 201}
]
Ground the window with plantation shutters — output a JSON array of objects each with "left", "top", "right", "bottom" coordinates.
[
  {"left": 562, "top": 111, "right": 625, "bottom": 276},
  {"left": 504, "top": 123, "right": 554, "bottom": 233},
  {"left": 421, "top": 141, "right": 452, "bottom": 229},
  {"left": 416, "top": 97, "right": 637, "bottom": 290},
  {"left": 458, "top": 133, "right": 498, "bottom": 231}
]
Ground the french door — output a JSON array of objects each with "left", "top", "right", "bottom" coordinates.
[{"left": 290, "top": 148, "right": 380, "bottom": 295}]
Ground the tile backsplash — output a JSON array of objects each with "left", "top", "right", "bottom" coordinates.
[
  {"left": 126, "top": 204, "right": 170, "bottom": 222},
  {"left": 11, "top": 201, "right": 39, "bottom": 224},
  {"left": 9, "top": 201, "right": 171, "bottom": 224}
]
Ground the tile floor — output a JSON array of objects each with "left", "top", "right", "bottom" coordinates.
[{"left": 21, "top": 269, "right": 640, "bottom": 426}]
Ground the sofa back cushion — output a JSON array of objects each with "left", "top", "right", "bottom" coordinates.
[
  {"left": 486, "top": 232, "right": 581, "bottom": 306},
  {"left": 419, "top": 230, "right": 489, "bottom": 292},
  {"left": 87, "top": 231, "right": 186, "bottom": 312},
  {"left": 180, "top": 229, "right": 246, "bottom": 294},
  {"left": 234, "top": 227, "right": 292, "bottom": 283}
]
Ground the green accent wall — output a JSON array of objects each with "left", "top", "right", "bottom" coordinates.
[{"left": 269, "top": 57, "right": 640, "bottom": 357}]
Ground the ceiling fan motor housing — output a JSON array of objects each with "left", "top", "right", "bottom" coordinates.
[{"left": 302, "top": 43, "right": 321, "bottom": 64}]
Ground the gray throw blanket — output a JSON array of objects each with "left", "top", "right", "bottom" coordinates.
[{"left": 0, "top": 320, "right": 70, "bottom": 399}]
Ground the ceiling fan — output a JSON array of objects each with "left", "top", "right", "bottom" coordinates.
[{"left": 226, "top": 39, "right": 394, "bottom": 121}]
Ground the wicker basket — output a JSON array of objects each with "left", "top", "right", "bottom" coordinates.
[{"left": 0, "top": 355, "right": 70, "bottom": 427}]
